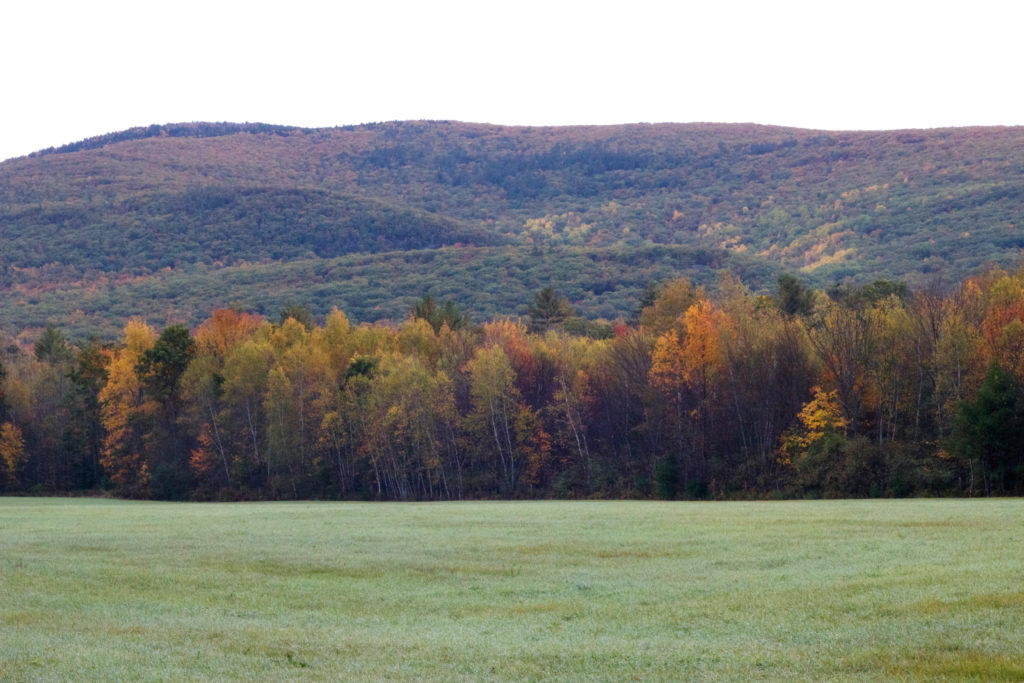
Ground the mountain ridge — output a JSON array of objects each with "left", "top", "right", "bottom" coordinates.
[{"left": 2, "top": 120, "right": 1023, "bottom": 338}]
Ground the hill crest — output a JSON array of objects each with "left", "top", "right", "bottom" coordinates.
[{"left": 2, "top": 120, "right": 1024, "bottom": 337}]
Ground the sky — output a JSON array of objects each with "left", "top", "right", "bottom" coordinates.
[{"left": 2, "top": 0, "right": 1022, "bottom": 162}]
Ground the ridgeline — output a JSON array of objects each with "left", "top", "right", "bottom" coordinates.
[{"left": 2, "top": 120, "right": 1023, "bottom": 337}]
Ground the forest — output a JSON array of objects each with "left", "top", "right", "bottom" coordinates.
[
  {"left": 3, "top": 266, "right": 1023, "bottom": 501},
  {"left": 5, "top": 121, "right": 1024, "bottom": 339}
]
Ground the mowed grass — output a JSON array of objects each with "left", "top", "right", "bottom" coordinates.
[{"left": 1, "top": 499, "right": 1022, "bottom": 681}]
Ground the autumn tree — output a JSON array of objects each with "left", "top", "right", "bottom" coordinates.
[
  {"left": 328, "top": 302, "right": 363, "bottom": 352},
  {"left": 648, "top": 328, "right": 687, "bottom": 497},
  {"left": 279, "top": 304, "right": 313, "bottom": 330},
  {"left": 396, "top": 317, "right": 441, "bottom": 366},
  {"left": 264, "top": 318, "right": 332, "bottom": 497},
  {"left": 318, "top": 354, "right": 378, "bottom": 497},
  {"left": 680, "top": 299, "right": 730, "bottom": 474},
  {"left": 99, "top": 320, "right": 157, "bottom": 497},
  {"left": 977, "top": 268, "right": 1024, "bottom": 379},
  {"left": 902, "top": 288, "right": 945, "bottom": 443},
  {"left": 360, "top": 354, "right": 456, "bottom": 499},
  {"left": 779, "top": 387, "right": 850, "bottom": 495},
  {"left": 546, "top": 333, "right": 596, "bottom": 493},
  {"left": 862, "top": 296, "right": 917, "bottom": 444},
  {"left": 467, "top": 343, "right": 547, "bottom": 495},
  {"left": 482, "top": 318, "right": 557, "bottom": 410},
  {"left": 264, "top": 365, "right": 300, "bottom": 496},
  {"left": 0, "top": 421, "right": 25, "bottom": 490},
  {"left": 934, "top": 281, "right": 987, "bottom": 438},
  {"left": 180, "top": 355, "right": 232, "bottom": 491},
  {"left": 179, "top": 311, "right": 266, "bottom": 490},
  {"left": 584, "top": 328, "right": 657, "bottom": 493},
  {"left": 638, "top": 279, "right": 698, "bottom": 336},
  {"left": 218, "top": 339, "right": 273, "bottom": 489},
  {"left": 781, "top": 387, "right": 848, "bottom": 460},
  {"left": 719, "top": 277, "right": 815, "bottom": 489},
  {"left": 648, "top": 296, "right": 730, "bottom": 495},
  {"left": 194, "top": 308, "right": 265, "bottom": 360},
  {"left": 807, "top": 297, "right": 876, "bottom": 431}
]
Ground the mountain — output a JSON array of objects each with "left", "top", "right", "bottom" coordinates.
[{"left": 2, "top": 120, "right": 1024, "bottom": 338}]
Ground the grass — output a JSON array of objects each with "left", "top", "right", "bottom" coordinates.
[{"left": 1, "top": 499, "right": 1022, "bottom": 680}]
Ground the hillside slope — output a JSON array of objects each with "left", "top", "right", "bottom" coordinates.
[{"left": 2, "top": 121, "right": 1023, "bottom": 336}]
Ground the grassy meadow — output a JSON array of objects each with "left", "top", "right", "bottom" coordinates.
[{"left": 1, "top": 498, "right": 1022, "bottom": 681}]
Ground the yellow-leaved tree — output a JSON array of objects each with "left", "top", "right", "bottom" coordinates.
[
  {"left": 0, "top": 421, "right": 25, "bottom": 490},
  {"left": 779, "top": 387, "right": 848, "bottom": 466},
  {"left": 98, "top": 320, "right": 157, "bottom": 497},
  {"left": 467, "top": 343, "right": 548, "bottom": 496}
]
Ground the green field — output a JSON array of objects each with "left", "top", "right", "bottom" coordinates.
[{"left": 1, "top": 499, "right": 1022, "bottom": 680}]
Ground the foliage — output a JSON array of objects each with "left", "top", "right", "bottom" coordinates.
[
  {"left": 0, "top": 421, "right": 25, "bottom": 489},
  {"left": 774, "top": 274, "right": 815, "bottom": 317},
  {"left": 948, "top": 362, "right": 1024, "bottom": 495},
  {"left": 33, "top": 324, "right": 73, "bottom": 364},
  {"left": 6, "top": 121, "right": 1024, "bottom": 339},
  {"left": 781, "top": 387, "right": 849, "bottom": 460},
  {"left": 527, "top": 287, "right": 573, "bottom": 333},
  {"left": 411, "top": 295, "right": 468, "bottom": 333},
  {"left": 0, "top": 244, "right": 774, "bottom": 340},
  {"left": 97, "top": 321, "right": 157, "bottom": 497},
  {"left": 4, "top": 264, "right": 1024, "bottom": 500}
]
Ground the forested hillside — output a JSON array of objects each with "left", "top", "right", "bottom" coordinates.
[{"left": 2, "top": 121, "right": 1024, "bottom": 338}]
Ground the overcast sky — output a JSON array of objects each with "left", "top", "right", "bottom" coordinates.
[{"left": 2, "top": 0, "right": 1021, "bottom": 162}]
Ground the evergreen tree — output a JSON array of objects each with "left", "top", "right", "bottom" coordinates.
[
  {"left": 949, "top": 362, "right": 1024, "bottom": 495},
  {"left": 528, "top": 288, "right": 573, "bottom": 333},
  {"left": 775, "top": 274, "right": 815, "bottom": 317}
]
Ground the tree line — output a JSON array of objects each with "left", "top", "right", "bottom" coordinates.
[{"left": 2, "top": 268, "right": 1024, "bottom": 500}]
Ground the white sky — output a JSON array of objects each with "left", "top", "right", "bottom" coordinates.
[{"left": 2, "top": 0, "right": 1022, "bottom": 162}]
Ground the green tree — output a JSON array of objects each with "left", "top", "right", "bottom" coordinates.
[
  {"left": 64, "top": 338, "right": 111, "bottom": 489},
  {"left": 948, "top": 362, "right": 1024, "bottom": 495},
  {"left": 34, "top": 324, "right": 73, "bottom": 365},
  {"left": 138, "top": 326, "right": 196, "bottom": 404},
  {"left": 411, "top": 296, "right": 469, "bottom": 333},
  {"left": 137, "top": 324, "right": 197, "bottom": 499},
  {"left": 774, "top": 274, "right": 815, "bottom": 317},
  {"left": 528, "top": 288, "right": 573, "bottom": 333},
  {"left": 18, "top": 332, "right": 74, "bottom": 490}
]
